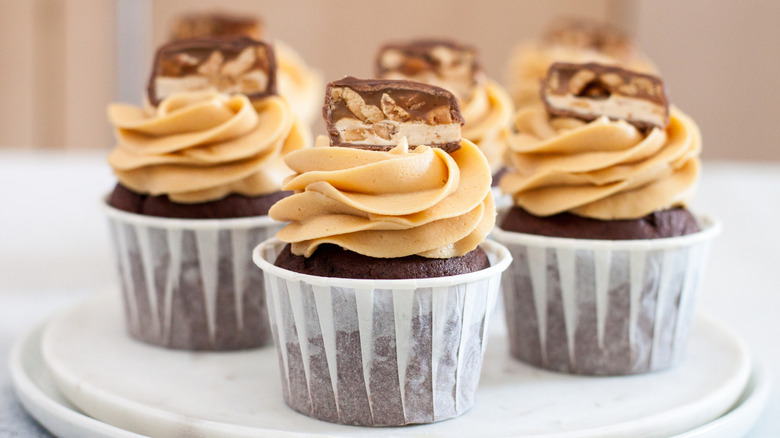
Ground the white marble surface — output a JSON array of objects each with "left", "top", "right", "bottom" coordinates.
[{"left": 1, "top": 150, "right": 778, "bottom": 437}]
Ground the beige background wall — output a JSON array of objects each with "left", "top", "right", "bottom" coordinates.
[
  {"left": 0, "top": 0, "right": 777, "bottom": 160},
  {"left": 152, "top": 0, "right": 613, "bottom": 139},
  {"left": 634, "top": 2, "right": 780, "bottom": 162},
  {"left": 0, "top": 0, "right": 115, "bottom": 150},
  {"left": 0, "top": 1, "right": 35, "bottom": 148},
  {"left": 152, "top": 0, "right": 612, "bottom": 85}
]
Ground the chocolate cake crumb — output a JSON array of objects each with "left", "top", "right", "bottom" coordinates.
[
  {"left": 274, "top": 243, "right": 490, "bottom": 279},
  {"left": 108, "top": 183, "right": 289, "bottom": 219},
  {"left": 500, "top": 206, "right": 700, "bottom": 240}
]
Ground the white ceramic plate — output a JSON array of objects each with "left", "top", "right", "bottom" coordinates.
[
  {"left": 10, "top": 321, "right": 144, "bottom": 438},
  {"left": 10, "top": 293, "right": 769, "bottom": 437}
]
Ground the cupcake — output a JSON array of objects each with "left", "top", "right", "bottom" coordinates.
[
  {"left": 252, "top": 77, "right": 512, "bottom": 425},
  {"left": 170, "top": 11, "right": 324, "bottom": 126},
  {"left": 104, "top": 38, "right": 311, "bottom": 350},
  {"left": 375, "top": 39, "right": 514, "bottom": 180},
  {"left": 492, "top": 62, "right": 720, "bottom": 375},
  {"left": 507, "top": 16, "right": 656, "bottom": 110}
]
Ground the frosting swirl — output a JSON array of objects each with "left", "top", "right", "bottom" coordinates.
[
  {"left": 460, "top": 80, "right": 515, "bottom": 174},
  {"left": 271, "top": 137, "right": 495, "bottom": 258},
  {"left": 507, "top": 42, "right": 656, "bottom": 109},
  {"left": 275, "top": 40, "right": 324, "bottom": 126},
  {"left": 499, "top": 107, "right": 701, "bottom": 220},
  {"left": 108, "top": 91, "right": 310, "bottom": 203}
]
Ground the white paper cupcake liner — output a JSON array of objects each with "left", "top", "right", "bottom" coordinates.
[
  {"left": 102, "top": 200, "right": 283, "bottom": 351},
  {"left": 491, "top": 212, "right": 721, "bottom": 375},
  {"left": 253, "top": 238, "right": 512, "bottom": 426}
]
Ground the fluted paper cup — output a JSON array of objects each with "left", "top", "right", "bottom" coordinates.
[
  {"left": 253, "top": 238, "right": 512, "bottom": 426},
  {"left": 491, "top": 211, "right": 721, "bottom": 375},
  {"left": 102, "top": 199, "right": 283, "bottom": 351}
]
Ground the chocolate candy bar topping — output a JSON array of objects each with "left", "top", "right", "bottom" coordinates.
[
  {"left": 541, "top": 62, "right": 669, "bottom": 130},
  {"left": 376, "top": 39, "right": 482, "bottom": 100},
  {"left": 147, "top": 36, "right": 276, "bottom": 106},
  {"left": 323, "top": 77, "right": 465, "bottom": 152},
  {"left": 544, "top": 17, "right": 633, "bottom": 60}
]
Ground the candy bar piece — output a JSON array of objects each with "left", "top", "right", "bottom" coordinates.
[
  {"left": 541, "top": 62, "right": 669, "bottom": 130},
  {"left": 375, "top": 39, "right": 482, "bottom": 100},
  {"left": 323, "top": 77, "right": 465, "bottom": 152},
  {"left": 544, "top": 17, "right": 633, "bottom": 60},
  {"left": 170, "top": 12, "right": 263, "bottom": 41},
  {"left": 147, "top": 37, "right": 276, "bottom": 106}
]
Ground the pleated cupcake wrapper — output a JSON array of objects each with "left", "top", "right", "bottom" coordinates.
[
  {"left": 491, "top": 213, "right": 721, "bottom": 375},
  {"left": 102, "top": 200, "right": 283, "bottom": 351},
  {"left": 253, "top": 238, "right": 512, "bottom": 426}
]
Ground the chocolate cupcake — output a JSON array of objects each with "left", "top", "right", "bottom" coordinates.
[
  {"left": 253, "top": 77, "right": 512, "bottom": 426},
  {"left": 375, "top": 38, "right": 514, "bottom": 185},
  {"left": 103, "top": 38, "right": 311, "bottom": 351},
  {"left": 492, "top": 63, "right": 720, "bottom": 375}
]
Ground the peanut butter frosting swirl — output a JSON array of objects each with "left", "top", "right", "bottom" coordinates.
[
  {"left": 271, "top": 137, "right": 495, "bottom": 258},
  {"left": 108, "top": 91, "right": 311, "bottom": 203},
  {"left": 499, "top": 107, "right": 701, "bottom": 220},
  {"left": 275, "top": 40, "right": 324, "bottom": 126},
  {"left": 460, "top": 80, "right": 515, "bottom": 174}
]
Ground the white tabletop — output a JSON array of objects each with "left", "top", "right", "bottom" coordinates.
[{"left": 0, "top": 150, "right": 777, "bottom": 437}]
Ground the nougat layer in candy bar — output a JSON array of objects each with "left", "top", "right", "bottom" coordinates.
[
  {"left": 171, "top": 12, "right": 263, "bottom": 41},
  {"left": 147, "top": 37, "right": 276, "bottom": 106},
  {"left": 376, "top": 39, "right": 481, "bottom": 99},
  {"left": 541, "top": 62, "right": 669, "bottom": 130},
  {"left": 323, "top": 77, "right": 465, "bottom": 152}
]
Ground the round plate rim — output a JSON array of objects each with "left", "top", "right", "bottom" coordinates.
[
  {"left": 9, "top": 294, "right": 770, "bottom": 438},
  {"left": 9, "top": 321, "right": 146, "bottom": 438}
]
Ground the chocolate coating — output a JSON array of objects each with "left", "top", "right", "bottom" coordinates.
[
  {"left": 500, "top": 206, "right": 700, "bottom": 240},
  {"left": 108, "top": 183, "right": 289, "bottom": 219},
  {"left": 543, "top": 16, "right": 633, "bottom": 60},
  {"left": 375, "top": 39, "right": 481, "bottom": 84},
  {"left": 274, "top": 243, "right": 490, "bottom": 279},
  {"left": 541, "top": 62, "right": 669, "bottom": 131},
  {"left": 323, "top": 77, "right": 465, "bottom": 152},
  {"left": 147, "top": 36, "right": 277, "bottom": 106}
]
